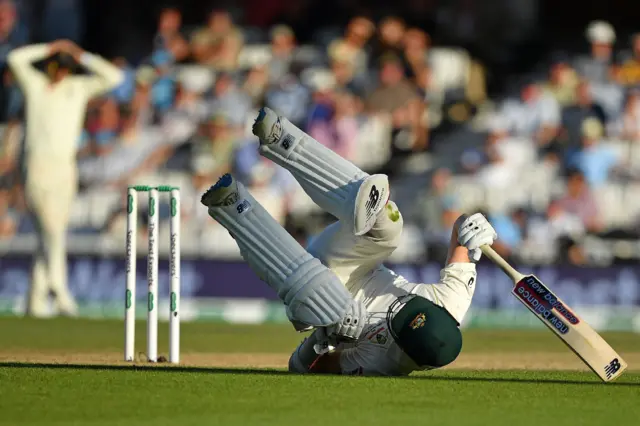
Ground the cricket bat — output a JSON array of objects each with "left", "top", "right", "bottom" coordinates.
[{"left": 480, "top": 245, "right": 627, "bottom": 382}]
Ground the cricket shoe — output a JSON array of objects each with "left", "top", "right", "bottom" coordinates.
[
  {"left": 201, "top": 174, "right": 252, "bottom": 238},
  {"left": 253, "top": 107, "right": 307, "bottom": 162},
  {"left": 200, "top": 173, "right": 252, "bottom": 216},
  {"left": 200, "top": 173, "right": 241, "bottom": 207},
  {"left": 252, "top": 107, "right": 282, "bottom": 146}
]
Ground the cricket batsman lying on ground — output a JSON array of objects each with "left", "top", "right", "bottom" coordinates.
[{"left": 201, "top": 107, "right": 498, "bottom": 376}]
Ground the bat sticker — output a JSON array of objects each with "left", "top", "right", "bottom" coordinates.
[
  {"left": 514, "top": 280, "right": 569, "bottom": 334},
  {"left": 518, "top": 276, "right": 580, "bottom": 325}
]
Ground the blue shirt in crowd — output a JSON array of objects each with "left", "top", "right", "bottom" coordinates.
[
  {"left": 569, "top": 145, "right": 618, "bottom": 186},
  {"left": 489, "top": 214, "right": 522, "bottom": 249}
]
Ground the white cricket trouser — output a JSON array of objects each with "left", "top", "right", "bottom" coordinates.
[
  {"left": 24, "top": 160, "right": 78, "bottom": 316},
  {"left": 306, "top": 202, "right": 404, "bottom": 301}
]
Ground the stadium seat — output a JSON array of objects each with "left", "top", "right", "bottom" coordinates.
[
  {"left": 176, "top": 65, "right": 214, "bottom": 93},
  {"left": 241, "top": 26, "right": 267, "bottom": 44},
  {"left": 593, "top": 183, "right": 626, "bottom": 228},
  {"left": 628, "top": 143, "right": 640, "bottom": 174},
  {"left": 294, "top": 45, "right": 325, "bottom": 66},
  {"left": 387, "top": 223, "right": 426, "bottom": 263},
  {"left": 449, "top": 176, "right": 485, "bottom": 211},
  {"left": 602, "top": 139, "right": 631, "bottom": 163},
  {"left": 70, "top": 189, "right": 121, "bottom": 230},
  {"left": 200, "top": 222, "right": 242, "bottom": 257},
  {"left": 299, "top": 67, "right": 335, "bottom": 91},
  {"left": 623, "top": 183, "right": 640, "bottom": 225},
  {"left": 520, "top": 161, "right": 559, "bottom": 212},
  {"left": 287, "top": 183, "right": 323, "bottom": 218},
  {"left": 389, "top": 173, "right": 429, "bottom": 215},
  {"left": 237, "top": 45, "right": 272, "bottom": 69},
  {"left": 312, "top": 27, "right": 343, "bottom": 49},
  {"left": 429, "top": 47, "right": 471, "bottom": 93},
  {"left": 353, "top": 115, "right": 392, "bottom": 171},
  {"left": 484, "top": 186, "right": 517, "bottom": 214}
]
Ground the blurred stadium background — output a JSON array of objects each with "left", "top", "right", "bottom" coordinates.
[{"left": 0, "top": 0, "right": 638, "bottom": 331}]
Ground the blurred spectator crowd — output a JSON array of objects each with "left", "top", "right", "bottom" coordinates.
[{"left": 0, "top": 1, "right": 639, "bottom": 266}]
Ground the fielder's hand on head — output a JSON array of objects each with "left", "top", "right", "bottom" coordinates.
[
  {"left": 49, "top": 39, "right": 84, "bottom": 60},
  {"left": 327, "top": 299, "right": 367, "bottom": 342},
  {"left": 457, "top": 213, "right": 498, "bottom": 262}
]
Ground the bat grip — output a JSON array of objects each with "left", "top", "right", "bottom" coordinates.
[{"left": 480, "top": 245, "right": 524, "bottom": 282}]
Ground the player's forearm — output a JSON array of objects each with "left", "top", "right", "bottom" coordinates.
[
  {"left": 80, "top": 53, "right": 125, "bottom": 90},
  {"left": 445, "top": 215, "right": 471, "bottom": 264},
  {"left": 7, "top": 44, "right": 50, "bottom": 80},
  {"left": 8, "top": 44, "right": 50, "bottom": 66},
  {"left": 446, "top": 244, "right": 471, "bottom": 264}
]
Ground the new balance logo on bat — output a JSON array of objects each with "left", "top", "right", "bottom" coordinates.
[{"left": 604, "top": 358, "right": 622, "bottom": 379}]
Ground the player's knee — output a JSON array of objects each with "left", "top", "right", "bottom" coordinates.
[
  {"left": 282, "top": 257, "right": 351, "bottom": 327},
  {"left": 368, "top": 200, "right": 403, "bottom": 247}
]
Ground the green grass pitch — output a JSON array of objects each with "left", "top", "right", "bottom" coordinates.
[{"left": 0, "top": 318, "right": 638, "bottom": 426}]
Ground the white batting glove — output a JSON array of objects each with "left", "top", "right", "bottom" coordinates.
[
  {"left": 457, "top": 213, "right": 498, "bottom": 262},
  {"left": 326, "top": 299, "right": 367, "bottom": 341}
]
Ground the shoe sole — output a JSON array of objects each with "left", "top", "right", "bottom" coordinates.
[{"left": 200, "top": 173, "right": 235, "bottom": 206}]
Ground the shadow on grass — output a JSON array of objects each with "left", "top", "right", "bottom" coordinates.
[
  {"left": 1, "top": 362, "right": 637, "bottom": 387},
  {"left": 0, "top": 362, "right": 290, "bottom": 376},
  {"left": 423, "top": 374, "right": 639, "bottom": 387}
]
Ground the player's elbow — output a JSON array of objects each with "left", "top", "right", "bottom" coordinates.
[{"left": 6, "top": 52, "right": 20, "bottom": 70}]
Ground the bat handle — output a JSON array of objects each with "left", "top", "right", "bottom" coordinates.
[{"left": 480, "top": 245, "right": 525, "bottom": 282}]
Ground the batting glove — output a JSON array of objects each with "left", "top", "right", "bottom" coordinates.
[
  {"left": 312, "top": 328, "right": 337, "bottom": 355},
  {"left": 457, "top": 213, "right": 498, "bottom": 262},
  {"left": 327, "top": 299, "right": 367, "bottom": 341}
]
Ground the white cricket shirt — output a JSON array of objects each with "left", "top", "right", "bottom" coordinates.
[{"left": 8, "top": 44, "right": 124, "bottom": 169}]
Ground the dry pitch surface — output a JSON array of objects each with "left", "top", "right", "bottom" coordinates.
[
  {"left": 1, "top": 317, "right": 638, "bottom": 371},
  {"left": 3, "top": 351, "right": 640, "bottom": 371},
  {"left": 1, "top": 318, "right": 639, "bottom": 426}
]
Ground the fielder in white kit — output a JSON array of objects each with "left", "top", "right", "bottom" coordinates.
[
  {"left": 9, "top": 40, "right": 124, "bottom": 316},
  {"left": 201, "top": 107, "right": 498, "bottom": 376}
]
